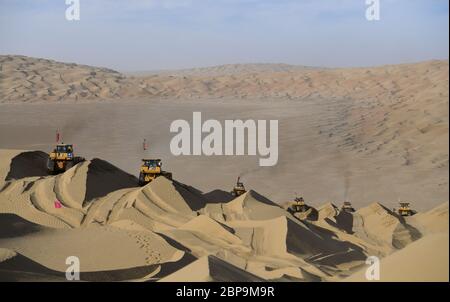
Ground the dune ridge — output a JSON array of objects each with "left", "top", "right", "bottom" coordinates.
[{"left": 1, "top": 56, "right": 447, "bottom": 105}]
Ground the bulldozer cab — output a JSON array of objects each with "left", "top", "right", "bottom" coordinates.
[
  {"left": 142, "top": 159, "right": 162, "bottom": 168},
  {"left": 47, "top": 143, "right": 82, "bottom": 174},
  {"left": 235, "top": 177, "right": 245, "bottom": 190},
  {"left": 341, "top": 201, "right": 355, "bottom": 213},
  {"left": 231, "top": 177, "right": 246, "bottom": 197},
  {"left": 295, "top": 197, "right": 305, "bottom": 205},
  {"left": 141, "top": 159, "right": 162, "bottom": 173},
  {"left": 291, "top": 197, "right": 308, "bottom": 213},
  {"left": 50, "top": 144, "right": 74, "bottom": 161},
  {"left": 398, "top": 202, "right": 414, "bottom": 217},
  {"left": 55, "top": 144, "right": 73, "bottom": 153},
  {"left": 139, "top": 159, "right": 172, "bottom": 186}
]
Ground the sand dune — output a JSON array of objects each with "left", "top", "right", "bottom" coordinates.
[
  {"left": 0, "top": 55, "right": 127, "bottom": 104},
  {"left": 159, "top": 255, "right": 264, "bottom": 282},
  {"left": 135, "top": 63, "right": 317, "bottom": 77},
  {"left": 0, "top": 150, "right": 139, "bottom": 228},
  {"left": 0, "top": 55, "right": 448, "bottom": 281},
  {"left": 409, "top": 202, "right": 449, "bottom": 235},
  {"left": 345, "top": 233, "right": 449, "bottom": 282},
  {"left": 314, "top": 202, "right": 422, "bottom": 256},
  {"left": 2, "top": 56, "right": 447, "bottom": 107},
  {"left": 0, "top": 247, "right": 170, "bottom": 282},
  {"left": 1, "top": 149, "right": 447, "bottom": 281}
]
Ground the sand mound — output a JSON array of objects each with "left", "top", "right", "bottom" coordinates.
[
  {"left": 135, "top": 191, "right": 366, "bottom": 280},
  {"left": 222, "top": 215, "right": 367, "bottom": 279},
  {"left": 0, "top": 251, "right": 68, "bottom": 281},
  {"left": 202, "top": 190, "right": 286, "bottom": 222},
  {"left": 313, "top": 202, "right": 423, "bottom": 257},
  {"left": 345, "top": 233, "right": 449, "bottom": 282},
  {"left": 411, "top": 202, "right": 449, "bottom": 234},
  {"left": 0, "top": 156, "right": 142, "bottom": 228},
  {"left": 0, "top": 250, "right": 171, "bottom": 281},
  {"left": 317, "top": 202, "right": 340, "bottom": 220},
  {"left": 315, "top": 203, "right": 354, "bottom": 234},
  {"left": 84, "top": 158, "right": 138, "bottom": 202},
  {"left": 0, "top": 213, "right": 44, "bottom": 238},
  {"left": 0, "top": 248, "right": 16, "bottom": 262},
  {"left": 354, "top": 203, "right": 422, "bottom": 250},
  {"left": 81, "top": 177, "right": 208, "bottom": 234},
  {"left": 179, "top": 215, "right": 241, "bottom": 245},
  {"left": 203, "top": 189, "right": 235, "bottom": 203},
  {"left": 142, "top": 177, "right": 207, "bottom": 213},
  {"left": 0, "top": 150, "right": 447, "bottom": 281},
  {"left": 0, "top": 150, "right": 48, "bottom": 183},
  {"left": 293, "top": 207, "right": 318, "bottom": 221},
  {"left": 318, "top": 202, "right": 422, "bottom": 252},
  {"left": 4, "top": 151, "right": 48, "bottom": 181},
  {"left": 159, "top": 255, "right": 264, "bottom": 282},
  {"left": 0, "top": 217, "right": 184, "bottom": 273}
]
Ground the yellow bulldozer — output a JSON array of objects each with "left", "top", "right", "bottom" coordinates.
[
  {"left": 138, "top": 159, "right": 172, "bottom": 186},
  {"left": 398, "top": 202, "right": 415, "bottom": 217},
  {"left": 290, "top": 197, "right": 309, "bottom": 213},
  {"left": 341, "top": 201, "right": 356, "bottom": 213},
  {"left": 47, "top": 143, "right": 84, "bottom": 174},
  {"left": 231, "top": 177, "right": 246, "bottom": 197}
]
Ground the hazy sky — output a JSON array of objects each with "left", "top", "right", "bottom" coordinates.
[{"left": 0, "top": 0, "right": 448, "bottom": 71}]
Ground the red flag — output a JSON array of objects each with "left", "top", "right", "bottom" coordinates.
[
  {"left": 143, "top": 139, "right": 148, "bottom": 151},
  {"left": 56, "top": 130, "right": 60, "bottom": 143}
]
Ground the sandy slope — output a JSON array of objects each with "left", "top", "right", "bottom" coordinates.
[
  {"left": 0, "top": 55, "right": 127, "bottom": 104},
  {"left": 409, "top": 202, "right": 449, "bottom": 234},
  {"left": 314, "top": 202, "right": 422, "bottom": 257},
  {"left": 345, "top": 233, "right": 449, "bottom": 282},
  {"left": 159, "top": 255, "right": 265, "bottom": 282},
  {"left": 0, "top": 149, "right": 447, "bottom": 281}
]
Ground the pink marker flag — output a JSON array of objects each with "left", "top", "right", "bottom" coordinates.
[{"left": 54, "top": 200, "right": 62, "bottom": 209}]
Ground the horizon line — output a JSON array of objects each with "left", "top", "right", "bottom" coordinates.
[{"left": 1, "top": 53, "right": 449, "bottom": 75}]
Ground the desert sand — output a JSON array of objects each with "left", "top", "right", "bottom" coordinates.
[
  {"left": 0, "top": 149, "right": 448, "bottom": 281},
  {"left": 0, "top": 57, "right": 448, "bottom": 209},
  {"left": 0, "top": 55, "right": 448, "bottom": 281},
  {"left": 345, "top": 233, "right": 449, "bottom": 282}
]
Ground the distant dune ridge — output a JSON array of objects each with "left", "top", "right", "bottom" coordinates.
[
  {"left": 0, "top": 149, "right": 448, "bottom": 281},
  {"left": 0, "top": 55, "right": 448, "bottom": 103}
]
